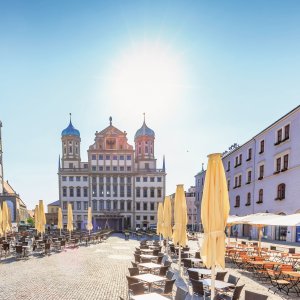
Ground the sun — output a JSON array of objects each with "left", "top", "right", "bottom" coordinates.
[{"left": 104, "top": 39, "right": 186, "bottom": 116}]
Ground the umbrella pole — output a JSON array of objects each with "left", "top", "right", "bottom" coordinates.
[
  {"left": 258, "top": 226, "right": 262, "bottom": 256},
  {"left": 166, "top": 237, "right": 168, "bottom": 254},
  {"left": 60, "top": 228, "right": 61, "bottom": 236},
  {"left": 211, "top": 264, "right": 216, "bottom": 299},
  {"left": 178, "top": 246, "right": 181, "bottom": 275}
]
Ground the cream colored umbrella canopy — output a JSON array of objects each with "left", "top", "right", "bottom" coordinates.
[
  {"left": 2, "top": 201, "right": 10, "bottom": 238},
  {"left": 162, "top": 196, "right": 172, "bottom": 239},
  {"left": 239, "top": 212, "right": 280, "bottom": 255},
  {"left": 0, "top": 204, "right": 3, "bottom": 236},
  {"left": 172, "top": 184, "right": 188, "bottom": 272},
  {"left": 263, "top": 213, "right": 300, "bottom": 226},
  {"left": 67, "top": 203, "right": 74, "bottom": 237},
  {"left": 34, "top": 205, "right": 40, "bottom": 233},
  {"left": 86, "top": 206, "right": 93, "bottom": 233},
  {"left": 156, "top": 203, "right": 164, "bottom": 236},
  {"left": 7, "top": 207, "right": 12, "bottom": 229},
  {"left": 38, "top": 200, "right": 46, "bottom": 236},
  {"left": 201, "top": 153, "right": 230, "bottom": 299},
  {"left": 57, "top": 207, "right": 63, "bottom": 235}
]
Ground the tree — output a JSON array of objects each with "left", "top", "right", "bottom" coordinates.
[{"left": 27, "top": 217, "right": 34, "bottom": 227}]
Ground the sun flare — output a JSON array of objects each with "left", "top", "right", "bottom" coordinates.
[{"left": 105, "top": 40, "right": 186, "bottom": 116}]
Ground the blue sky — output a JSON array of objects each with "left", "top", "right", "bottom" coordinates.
[{"left": 1, "top": 1, "right": 300, "bottom": 209}]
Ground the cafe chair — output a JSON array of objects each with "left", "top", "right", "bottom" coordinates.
[
  {"left": 174, "top": 287, "right": 188, "bottom": 300},
  {"left": 244, "top": 290, "right": 268, "bottom": 300}
]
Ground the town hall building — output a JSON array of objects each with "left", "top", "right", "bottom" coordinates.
[{"left": 58, "top": 115, "right": 166, "bottom": 231}]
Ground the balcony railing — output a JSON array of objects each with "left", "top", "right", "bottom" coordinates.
[
  {"left": 60, "top": 167, "right": 164, "bottom": 173},
  {"left": 60, "top": 168, "right": 89, "bottom": 172}
]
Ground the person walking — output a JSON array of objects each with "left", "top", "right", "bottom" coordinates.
[{"left": 235, "top": 230, "right": 238, "bottom": 241}]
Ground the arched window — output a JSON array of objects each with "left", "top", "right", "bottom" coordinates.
[
  {"left": 235, "top": 195, "right": 240, "bottom": 207},
  {"left": 258, "top": 189, "right": 263, "bottom": 203},
  {"left": 277, "top": 183, "right": 286, "bottom": 200}
]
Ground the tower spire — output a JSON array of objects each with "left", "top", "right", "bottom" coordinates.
[
  {"left": 69, "top": 113, "right": 72, "bottom": 124},
  {"left": 201, "top": 163, "right": 204, "bottom": 172},
  {"left": 109, "top": 116, "right": 112, "bottom": 126},
  {"left": 143, "top": 112, "right": 145, "bottom": 123},
  {"left": 162, "top": 155, "right": 166, "bottom": 172}
]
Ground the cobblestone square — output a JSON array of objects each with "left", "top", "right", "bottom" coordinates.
[{"left": 0, "top": 234, "right": 138, "bottom": 300}]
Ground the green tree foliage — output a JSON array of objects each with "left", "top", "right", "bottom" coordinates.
[{"left": 27, "top": 217, "right": 34, "bottom": 227}]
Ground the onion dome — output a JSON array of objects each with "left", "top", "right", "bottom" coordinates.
[
  {"left": 61, "top": 114, "right": 80, "bottom": 137},
  {"left": 135, "top": 114, "right": 155, "bottom": 139}
]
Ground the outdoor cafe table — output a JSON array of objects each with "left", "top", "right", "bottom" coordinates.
[
  {"left": 140, "top": 254, "right": 158, "bottom": 259},
  {"left": 248, "top": 261, "right": 280, "bottom": 266},
  {"left": 282, "top": 271, "right": 300, "bottom": 296},
  {"left": 201, "top": 279, "right": 234, "bottom": 290},
  {"left": 132, "top": 274, "right": 166, "bottom": 292},
  {"left": 149, "top": 246, "right": 160, "bottom": 250},
  {"left": 139, "top": 262, "right": 162, "bottom": 272},
  {"left": 131, "top": 292, "right": 169, "bottom": 300},
  {"left": 141, "top": 249, "right": 153, "bottom": 254},
  {"left": 288, "top": 255, "right": 300, "bottom": 267},
  {"left": 188, "top": 268, "right": 212, "bottom": 276},
  {"left": 185, "top": 258, "right": 202, "bottom": 263}
]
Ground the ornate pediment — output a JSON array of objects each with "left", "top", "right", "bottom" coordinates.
[
  {"left": 89, "top": 124, "right": 133, "bottom": 151},
  {"left": 98, "top": 125, "right": 125, "bottom": 137}
]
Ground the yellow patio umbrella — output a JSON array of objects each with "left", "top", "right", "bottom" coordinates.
[
  {"left": 172, "top": 184, "right": 188, "bottom": 273},
  {"left": 0, "top": 204, "right": 3, "bottom": 236},
  {"left": 201, "top": 153, "right": 230, "bottom": 299},
  {"left": 162, "top": 196, "right": 172, "bottom": 253},
  {"left": 38, "top": 200, "right": 46, "bottom": 238},
  {"left": 67, "top": 203, "right": 73, "bottom": 238},
  {"left": 7, "top": 207, "right": 12, "bottom": 229},
  {"left": 156, "top": 202, "right": 164, "bottom": 244},
  {"left": 162, "top": 196, "right": 172, "bottom": 238},
  {"left": 2, "top": 201, "right": 10, "bottom": 239},
  {"left": 86, "top": 206, "right": 93, "bottom": 234},
  {"left": 34, "top": 205, "right": 40, "bottom": 233},
  {"left": 57, "top": 207, "right": 63, "bottom": 236}
]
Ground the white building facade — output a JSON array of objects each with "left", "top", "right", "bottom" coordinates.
[
  {"left": 58, "top": 116, "right": 166, "bottom": 231},
  {"left": 195, "top": 105, "right": 300, "bottom": 242},
  {"left": 186, "top": 186, "right": 197, "bottom": 231}
]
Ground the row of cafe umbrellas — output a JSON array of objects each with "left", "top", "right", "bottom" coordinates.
[
  {"left": 34, "top": 201, "right": 93, "bottom": 238},
  {"left": 156, "top": 153, "right": 300, "bottom": 299},
  {"left": 155, "top": 153, "right": 230, "bottom": 299},
  {"left": 34, "top": 200, "right": 46, "bottom": 238}
]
